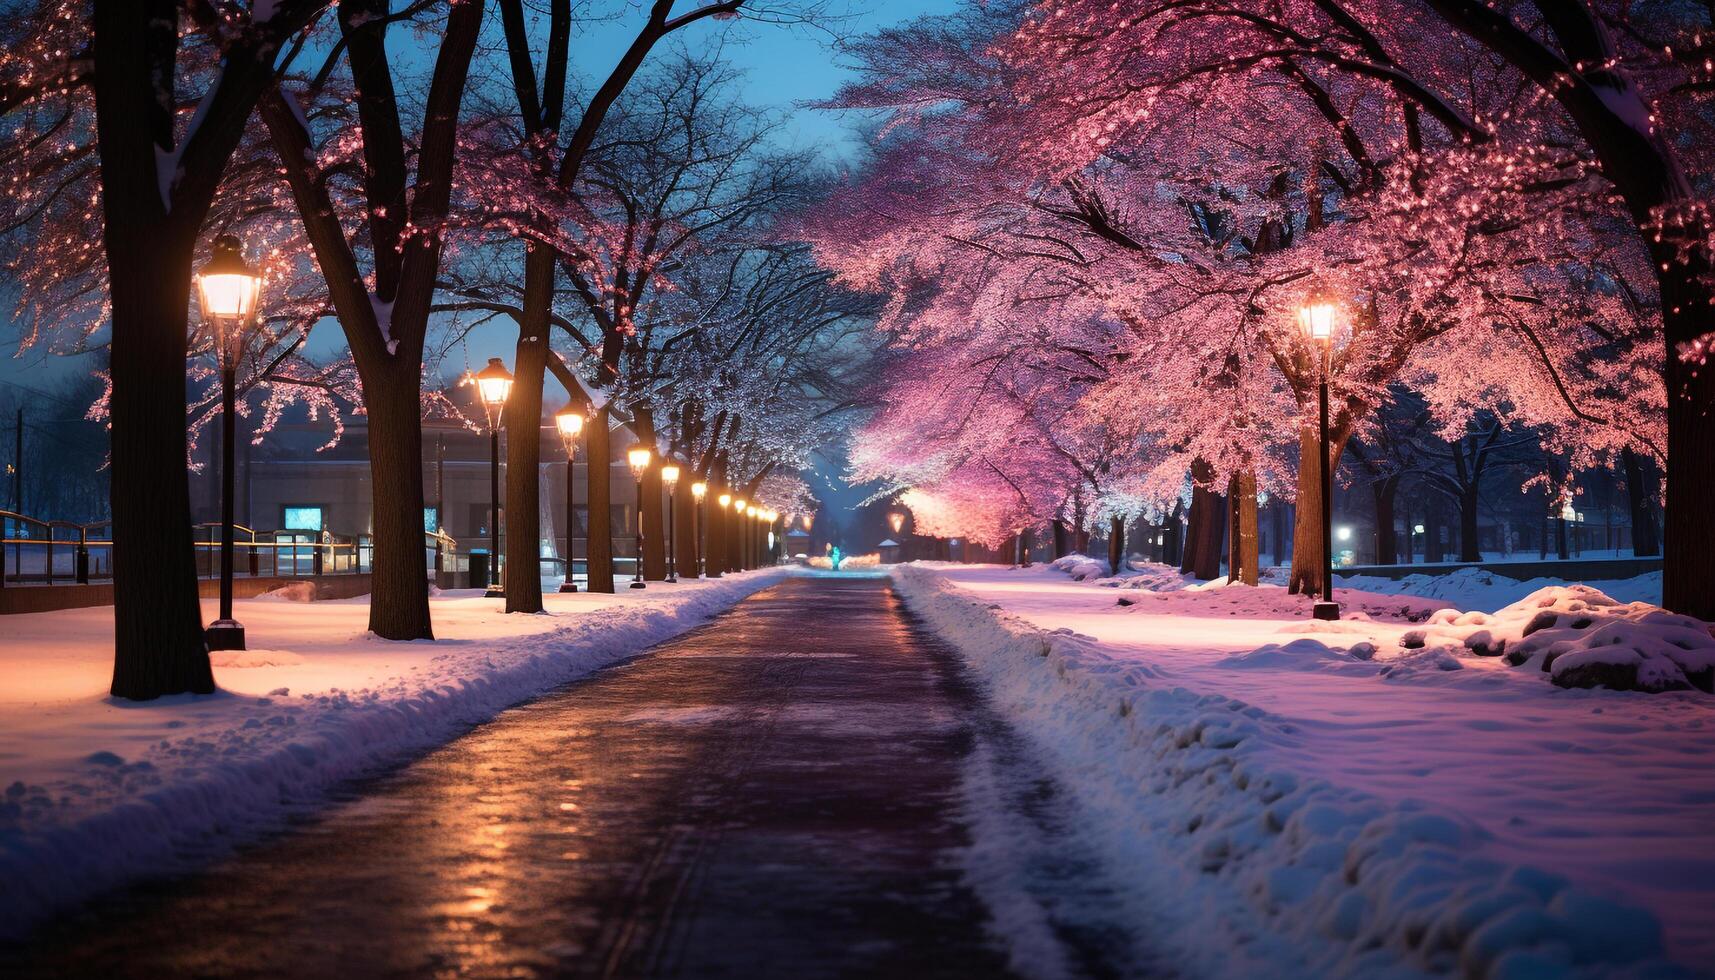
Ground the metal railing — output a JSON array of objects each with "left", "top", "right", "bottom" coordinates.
[{"left": 2, "top": 509, "right": 461, "bottom": 587}]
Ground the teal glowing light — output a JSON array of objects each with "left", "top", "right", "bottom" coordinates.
[{"left": 830, "top": 546, "right": 843, "bottom": 571}]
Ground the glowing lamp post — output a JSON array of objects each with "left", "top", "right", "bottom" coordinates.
[
  {"left": 1298, "top": 293, "right": 1340, "bottom": 621},
  {"left": 744, "top": 505, "right": 757, "bottom": 569},
  {"left": 733, "top": 498, "right": 747, "bottom": 569},
  {"left": 691, "top": 481, "right": 707, "bottom": 578},
  {"left": 195, "top": 235, "right": 263, "bottom": 651},
  {"left": 474, "top": 358, "right": 513, "bottom": 598},
  {"left": 661, "top": 463, "right": 681, "bottom": 583},
  {"left": 555, "top": 407, "right": 584, "bottom": 593},
  {"left": 627, "top": 447, "right": 651, "bottom": 589},
  {"left": 717, "top": 492, "right": 733, "bottom": 575}
]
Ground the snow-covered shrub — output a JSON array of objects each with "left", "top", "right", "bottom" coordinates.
[
  {"left": 1048, "top": 553, "right": 1109, "bottom": 581},
  {"left": 1496, "top": 589, "right": 1715, "bottom": 693}
]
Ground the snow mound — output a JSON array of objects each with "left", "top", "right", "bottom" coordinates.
[
  {"left": 1217, "top": 639, "right": 1376, "bottom": 673},
  {"left": 1118, "top": 562, "right": 1197, "bottom": 592},
  {"left": 208, "top": 649, "right": 307, "bottom": 668},
  {"left": 257, "top": 581, "right": 317, "bottom": 602},
  {"left": 1048, "top": 553, "right": 1110, "bottom": 581}
]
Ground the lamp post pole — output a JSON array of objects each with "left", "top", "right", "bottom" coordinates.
[
  {"left": 632, "top": 472, "right": 646, "bottom": 589},
  {"left": 691, "top": 482, "right": 706, "bottom": 578},
  {"left": 489, "top": 425, "right": 502, "bottom": 596},
  {"left": 1298, "top": 294, "right": 1340, "bottom": 622},
  {"left": 663, "top": 464, "right": 679, "bottom": 584},
  {"left": 1316, "top": 358, "right": 1337, "bottom": 620},
  {"left": 195, "top": 235, "right": 262, "bottom": 652},
  {"left": 474, "top": 358, "right": 513, "bottom": 599},
  {"left": 556, "top": 408, "right": 584, "bottom": 594},
  {"left": 627, "top": 448, "right": 650, "bottom": 589}
]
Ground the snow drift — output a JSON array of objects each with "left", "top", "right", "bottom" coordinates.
[{"left": 892, "top": 564, "right": 1684, "bottom": 979}]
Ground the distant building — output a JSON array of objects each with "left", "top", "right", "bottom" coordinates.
[{"left": 192, "top": 395, "right": 649, "bottom": 572}]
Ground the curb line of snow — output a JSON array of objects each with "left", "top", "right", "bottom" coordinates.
[
  {"left": 890, "top": 565, "right": 1679, "bottom": 980},
  {"left": 0, "top": 570, "right": 787, "bottom": 939}
]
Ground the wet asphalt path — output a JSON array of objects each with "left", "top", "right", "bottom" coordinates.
[{"left": 3, "top": 576, "right": 1135, "bottom": 979}]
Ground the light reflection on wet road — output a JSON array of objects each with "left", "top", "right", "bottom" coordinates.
[{"left": 5, "top": 576, "right": 1133, "bottom": 978}]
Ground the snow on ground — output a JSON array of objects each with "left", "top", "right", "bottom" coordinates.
[
  {"left": 895, "top": 561, "right": 1714, "bottom": 978},
  {"left": 0, "top": 570, "right": 785, "bottom": 938}
]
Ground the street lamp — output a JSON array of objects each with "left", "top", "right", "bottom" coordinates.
[
  {"left": 733, "top": 498, "right": 747, "bottom": 570},
  {"left": 888, "top": 509, "right": 906, "bottom": 535},
  {"left": 661, "top": 462, "right": 680, "bottom": 583},
  {"left": 717, "top": 492, "right": 733, "bottom": 575},
  {"left": 1299, "top": 292, "right": 1340, "bottom": 620},
  {"left": 746, "top": 504, "right": 758, "bottom": 569},
  {"left": 195, "top": 234, "right": 263, "bottom": 651},
  {"left": 475, "top": 357, "right": 513, "bottom": 598},
  {"left": 555, "top": 406, "right": 584, "bottom": 593},
  {"left": 691, "top": 481, "right": 707, "bottom": 578},
  {"left": 627, "top": 446, "right": 651, "bottom": 589}
]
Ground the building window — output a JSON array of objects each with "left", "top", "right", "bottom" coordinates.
[
  {"left": 283, "top": 506, "right": 324, "bottom": 531},
  {"left": 424, "top": 507, "right": 440, "bottom": 534}
]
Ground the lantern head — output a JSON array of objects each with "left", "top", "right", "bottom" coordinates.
[
  {"left": 1297, "top": 293, "right": 1337, "bottom": 345},
  {"left": 627, "top": 446, "right": 651, "bottom": 479},
  {"left": 691, "top": 481, "right": 707, "bottom": 500},
  {"left": 195, "top": 234, "right": 262, "bottom": 364},
  {"left": 554, "top": 406, "right": 584, "bottom": 451},
  {"left": 474, "top": 357, "right": 514, "bottom": 427},
  {"left": 718, "top": 492, "right": 732, "bottom": 509},
  {"left": 661, "top": 463, "right": 681, "bottom": 488}
]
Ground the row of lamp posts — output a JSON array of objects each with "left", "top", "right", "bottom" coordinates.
[
  {"left": 470, "top": 356, "right": 783, "bottom": 594},
  {"left": 188, "top": 235, "right": 791, "bottom": 656}
]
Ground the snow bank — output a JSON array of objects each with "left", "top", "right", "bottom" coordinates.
[
  {"left": 1338, "top": 566, "right": 1662, "bottom": 609},
  {"left": 0, "top": 570, "right": 786, "bottom": 937},
  {"left": 893, "top": 565, "right": 1687, "bottom": 978}
]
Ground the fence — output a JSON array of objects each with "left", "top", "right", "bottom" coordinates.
[{"left": 1, "top": 509, "right": 459, "bottom": 588}]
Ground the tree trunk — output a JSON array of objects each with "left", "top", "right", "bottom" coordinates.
[
  {"left": 1372, "top": 479, "right": 1398, "bottom": 565},
  {"left": 1019, "top": 526, "right": 1033, "bottom": 567},
  {"left": 1424, "top": 497, "right": 1446, "bottom": 563},
  {"left": 104, "top": 237, "right": 214, "bottom": 699},
  {"left": 502, "top": 244, "right": 555, "bottom": 613},
  {"left": 1621, "top": 446, "right": 1661, "bottom": 558},
  {"left": 1107, "top": 515, "right": 1124, "bottom": 574},
  {"left": 1458, "top": 486, "right": 1482, "bottom": 563},
  {"left": 1227, "top": 470, "right": 1259, "bottom": 585},
  {"left": 1184, "top": 460, "right": 1226, "bottom": 580},
  {"left": 360, "top": 367, "right": 435, "bottom": 639},
  {"left": 1271, "top": 499, "right": 1289, "bottom": 567},
  {"left": 1052, "top": 519, "right": 1070, "bottom": 559},
  {"left": 1287, "top": 426, "right": 1348, "bottom": 595},
  {"left": 585, "top": 407, "right": 614, "bottom": 593}
]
